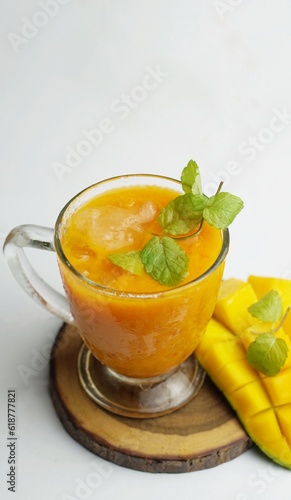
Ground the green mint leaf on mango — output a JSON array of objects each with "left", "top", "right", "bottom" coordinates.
[
  {"left": 246, "top": 333, "right": 289, "bottom": 376},
  {"left": 203, "top": 192, "right": 244, "bottom": 230},
  {"left": 181, "top": 160, "right": 202, "bottom": 195},
  {"left": 248, "top": 290, "right": 283, "bottom": 323},
  {"left": 158, "top": 193, "right": 207, "bottom": 235},
  {"left": 108, "top": 251, "right": 144, "bottom": 276},
  {"left": 141, "top": 236, "right": 189, "bottom": 286}
]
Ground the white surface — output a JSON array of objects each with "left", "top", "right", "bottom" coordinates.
[{"left": 1, "top": 1, "right": 291, "bottom": 498}]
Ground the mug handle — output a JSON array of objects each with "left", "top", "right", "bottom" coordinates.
[{"left": 3, "top": 224, "right": 74, "bottom": 325}]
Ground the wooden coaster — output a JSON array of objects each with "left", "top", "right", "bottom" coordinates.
[{"left": 49, "top": 324, "right": 252, "bottom": 473}]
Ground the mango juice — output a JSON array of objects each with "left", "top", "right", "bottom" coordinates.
[{"left": 56, "top": 176, "right": 227, "bottom": 378}]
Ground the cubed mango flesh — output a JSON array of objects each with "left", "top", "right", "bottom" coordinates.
[
  {"left": 248, "top": 275, "right": 291, "bottom": 339},
  {"left": 195, "top": 277, "right": 291, "bottom": 469},
  {"left": 229, "top": 380, "right": 271, "bottom": 420},
  {"left": 275, "top": 404, "right": 291, "bottom": 447},
  {"left": 262, "top": 368, "right": 291, "bottom": 407},
  {"left": 214, "top": 279, "right": 257, "bottom": 334}
]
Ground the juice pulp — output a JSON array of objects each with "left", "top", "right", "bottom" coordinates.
[{"left": 58, "top": 181, "right": 226, "bottom": 378}]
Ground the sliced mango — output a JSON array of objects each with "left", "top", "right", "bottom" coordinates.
[
  {"left": 275, "top": 404, "right": 291, "bottom": 447},
  {"left": 246, "top": 408, "right": 283, "bottom": 443},
  {"left": 195, "top": 318, "right": 235, "bottom": 356},
  {"left": 195, "top": 277, "right": 291, "bottom": 469},
  {"left": 214, "top": 279, "right": 257, "bottom": 334},
  {"left": 195, "top": 320, "right": 246, "bottom": 375},
  {"left": 262, "top": 368, "right": 291, "bottom": 406},
  {"left": 248, "top": 275, "right": 291, "bottom": 338},
  {"left": 213, "top": 358, "right": 259, "bottom": 394},
  {"left": 246, "top": 411, "right": 291, "bottom": 468},
  {"left": 230, "top": 380, "right": 271, "bottom": 420}
]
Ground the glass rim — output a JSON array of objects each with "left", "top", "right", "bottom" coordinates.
[{"left": 54, "top": 173, "right": 230, "bottom": 299}]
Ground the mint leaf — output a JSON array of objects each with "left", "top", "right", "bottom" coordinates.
[
  {"left": 181, "top": 160, "right": 202, "bottom": 195},
  {"left": 203, "top": 192, "right": 244, "bottom": 230},
  {"left": 141, "top": 236, "right": 189, "bottom": 286},
  {"left": 175, "top": 193, "right": 208, "bottom": 217},
  {"left": 108, "top": 251, "right": 144, "bottom": 276},
  {"left": 248, "top": 290, "right": 283, "bottom": 323},
  {"left": 108, "top": 161, "right": 244, "bottom": 287},
  {"left": 158, "top": 193, "right": 207, "bottom": 235},
  {"left": 160, "top": 162, "right": 243, "bottom": 235},
  {"left": 246, "top": 333, "right": 289, "bottom": 376}
]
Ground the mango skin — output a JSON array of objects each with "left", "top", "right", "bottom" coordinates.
[{"left": 195, "top": 277, "right": 291, "bottom": 470}]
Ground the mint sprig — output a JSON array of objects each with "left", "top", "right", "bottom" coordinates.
[
  {"left": 246, "top": 333, "right": 288, "bottom": 377},
  {"left": 246, "top": 291, "right": 289, "bottom": 376},
  {"left": 248, "top": 290, "right": 283, "bottom": 323},
  {"left": 141, "top": 236, "right": 189, "bottom": 286},
  {"left": 107, "top": 236, "right": 189, "bottom": 285},
  {"left": 108, "top": 251, "right": 144, "bottom": 276},
  {"left": 203, "top": 192, "right": 244, "bottom": 230},
  {"left": 159, "top": 160, "right": 244, "bottom": 236},
  {"left": 107, "top": 160, "right": 243, "bottom": 286},
  {"left": 158, "top": 194, "right": 207, "bottom": 235},
  {"left": 181, "top": 159, "right": 202, "bottom": 195}
]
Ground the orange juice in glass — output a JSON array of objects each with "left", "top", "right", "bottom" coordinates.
[
  {"left": 54, "top": 174, "right": 229, "bottom": 417},
  {"left": 3, "top": 173, "right": 230, "bottom": 418}
]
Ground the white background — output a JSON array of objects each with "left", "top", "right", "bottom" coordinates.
[{"left": 1, "top": 1, "right": 291, "bottom": 499}]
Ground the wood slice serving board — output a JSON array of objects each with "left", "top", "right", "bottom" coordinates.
[{"left": 49, "top": 324, "right": 252, "bottom": 473}]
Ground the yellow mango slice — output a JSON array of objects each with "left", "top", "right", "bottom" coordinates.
[
  {"left": 248, "top": 276, "right": 279, "bottom": 299},
  {"left": 248, "top": 275, "right": 291, "bottom": 338},
  {"left": 213, "top": 358, "right": 259, "bottom": 394},
  {"left": 198, "top": 339, "right": 246, "bottom": 376},
  {"left": 245, "top": 408, "right": 291, "bottom": 469},
  {"left": 245, "top": 408, "right": 285, "bottom": 444},
  {"left": 262, "top": 368, "right": 291, "bottom": 406},
  {"left": 253, "top": 437, "right": 291, "bottom": 469},
  {"left": 275, "top": 404, "right": 291, "bottom": 447},
  {"left": 229, "top": 380, "right": 271, "bottom": 420},
  {"left": 196, "top": 319, "right": 245, "bottom": 375},
  {"left": 214, "top": 278, "right": 291, "bottom": 371},
  {"left": 196, "top": 277, "right": 291, "bottom": 469},
  {"left": 195, "top": 318, "right": 235, "bottom": 356},
  {"left": 214, "top": 279, "right": 257, "bottom": 334}
]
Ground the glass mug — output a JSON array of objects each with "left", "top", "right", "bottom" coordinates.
[{"left": 3, "top": 175, "right": 229, "bottom": 418}]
